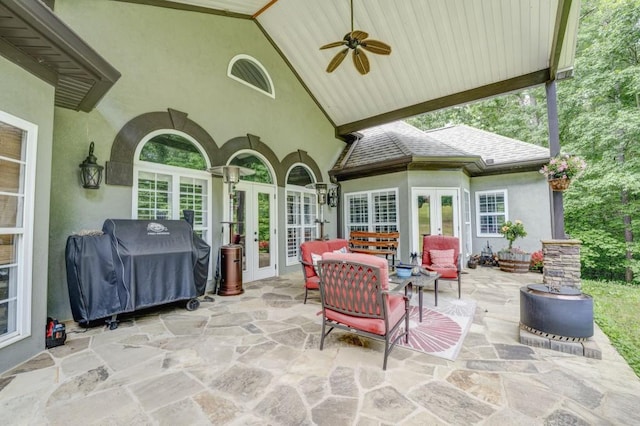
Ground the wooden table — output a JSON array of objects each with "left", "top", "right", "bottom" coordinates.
[{"left": 390, "top": 271, "right": 441, "bottom": 322}]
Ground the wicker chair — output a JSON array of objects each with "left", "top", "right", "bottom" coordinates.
[{"left": 317, "top": 252, "right": 411, "bottom": 370}]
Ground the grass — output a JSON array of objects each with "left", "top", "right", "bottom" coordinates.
[{"left": 581, "top": 279, "right": 640, "bottom": 377}]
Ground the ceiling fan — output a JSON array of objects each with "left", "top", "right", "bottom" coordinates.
[{"left": 319, "top": 0, "right": 391, "bottom": 75}]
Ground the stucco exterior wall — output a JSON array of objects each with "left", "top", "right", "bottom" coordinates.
[
  {"left": 0, "top": 56, "right": 55, "bottom": 373},
  {"left": 48, "top": 0, "right": 343, "bottom": 320},
  {"left": 337, "top": 169, "right": 551, "bottom": 264},
  {"left": 470, "top": 171, "right": 552, "bottom": 255}
]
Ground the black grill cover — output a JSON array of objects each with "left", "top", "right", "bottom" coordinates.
[
  {"left": 65, "top": 234, "right": 123, "bottom": 324},
  {"left": 66, "top": 219, "right": 210, "bottom": 324}
]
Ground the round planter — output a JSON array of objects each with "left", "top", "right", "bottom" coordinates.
[{"left": 498, "top": 252, "right": 531, "bottom": 273}]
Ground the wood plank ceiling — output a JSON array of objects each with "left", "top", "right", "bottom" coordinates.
[
  {"left": 0, "top": 0, "right": 581, "bottom": 136},
  {"left": 121, "top": 0, "right": 581, "bottom": 137}
]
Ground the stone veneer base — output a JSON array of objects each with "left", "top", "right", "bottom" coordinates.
[{"left": 519, "top": 328, "right": 602, "bottom": 359}]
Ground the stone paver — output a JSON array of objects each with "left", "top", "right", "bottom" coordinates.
[{"left": 1, "top": 268, "right": 639, "bottom": 425}]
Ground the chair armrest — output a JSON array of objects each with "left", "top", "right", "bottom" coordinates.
[
  {"left": 384, "top": 281, "right": 413, "bottom": 300},
  {"left": 299, "top": 258, "right": 318, "bottom": 278}
]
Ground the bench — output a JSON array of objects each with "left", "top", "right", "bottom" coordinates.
[{"left": 349, "top": 231, "right": 399, "bottom": 266}]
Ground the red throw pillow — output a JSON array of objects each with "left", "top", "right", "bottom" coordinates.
[{"left": 430, "top": 249, "right": 454, "bottom": 265}]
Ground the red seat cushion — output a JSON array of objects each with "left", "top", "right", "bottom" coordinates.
[
  {"left": 425, "top": 265, "right": 458, "bottom": 279},
  {"left": 324, "top": 293, "right": 406, "bottom": 335},
  {"left": 305, "top": 275, "right": 320, "bottom": 289},
  {"left": 300, "top": 239, "right": 348, "bottom": 280}
]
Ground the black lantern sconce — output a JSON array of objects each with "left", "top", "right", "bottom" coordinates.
[
  {"left": 327, "top": 187, "right": 339, "bottom": 208},
  {"left": 79, "top": 142, "right": 104, "bottom": 189},
  {"left": 306, "top": 181, "right": 337, "bottom": 240}
]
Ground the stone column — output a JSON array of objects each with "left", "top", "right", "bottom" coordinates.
[{"left": 541, "top": 239, "right": 581, "bottom": 290}]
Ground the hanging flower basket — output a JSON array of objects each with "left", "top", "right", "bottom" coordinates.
[{"left": 548, "top": 178, "right": 571, "bottom": 191}]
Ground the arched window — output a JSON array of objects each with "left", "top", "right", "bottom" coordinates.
[
  {"left": 285, "top": 165, "right": 318, "bottom": 265},
  {"left": 227, "top": 54, "right": 275, "bottom": 98},
  {"left": 230, "top": 152, "right": 273, "bottom": 184},
  {"left": 133, "top": 130, "right": 212, "bottom": 243}
]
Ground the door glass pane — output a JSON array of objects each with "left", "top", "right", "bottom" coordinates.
[
  {"left": 440, "top": 195, "right": 454, "bottom": 236},
  {"left": 257, "top": 192, "right": 270, "bottom": 268},
  {"left": 232, "top": 189, "right": 247, "bottom": 271},
  {"left": 417, "top": 195, "right": 431, "bottom": 253}
]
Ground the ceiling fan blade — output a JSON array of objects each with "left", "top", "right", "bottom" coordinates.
[
  {"left": 350, "top": 30, "right": 369, "bottom": 41},
  {"left": 320, "top": 41, "right": 347, "bottom": 50},
  {"left": 326, "top": 48, "right": 349, "bottom": 73},
  {"left": 352, "top": 48, "right": 370, "bottom": 75},
  {"left": 361, "top": 39, "right": 392, "bottom": 55}
]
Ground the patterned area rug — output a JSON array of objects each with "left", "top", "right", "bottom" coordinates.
[{"left": 397, "top": 296, "right": 477, "bottom": 361}]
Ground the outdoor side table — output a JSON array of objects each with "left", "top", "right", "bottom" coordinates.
[{"left": 390, "top": 272, "right": 441, "bottom": 322}]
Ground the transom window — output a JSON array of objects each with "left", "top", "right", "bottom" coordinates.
[
  {"left": 345, "top": 189, "right": 398, "bottom": 234},
  {"left": 227, "top": 54, "right": 275, "bottom": 98},
  {"left": 285, "top": 165, "right": 317, "bottom": 265},
  {"left": 0, "top": 111, "right": 37, "bottom": 348},
  {"left": 476, "top": 190, "right": 507, "bottom": 236},
  {"left": 134, "top": 131, "right": 211, "bottom": 242},
  {"left": 230, "top": 153, "right": 273, "bottom": 184}
]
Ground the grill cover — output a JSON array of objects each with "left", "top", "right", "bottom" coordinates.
[{"left": 66, "top": 219, "right": 210, "bottom": 324}]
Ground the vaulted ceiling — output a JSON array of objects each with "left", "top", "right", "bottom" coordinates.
[
  {"left": 0, "top": 0, "right": 581, "bottom": 137},
  {"left": 118, "top": 0, "right": 581, "bottom": 137}
]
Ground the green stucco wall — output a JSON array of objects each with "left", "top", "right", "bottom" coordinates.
[
  {"left": 470, "top": 171, "right": 552, "bottom": 255},
  {"left": 338, "top": 169, "right": 551, "bottom": 263},
  {"left": 48, "top": 0, "right": 343, "bottom": 320},
  {"left": 0, "top": 56, "right": 55, "bottom": 373}
]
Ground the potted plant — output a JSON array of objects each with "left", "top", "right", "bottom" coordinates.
[
  {"left": 539, "top": 153, "right": 586, "bottom": 191},
  {"left": 497, "top": 220, "right": 531, "bottom": 273},
  {"left": 529, "top": 250, "right": 544, "bottom": 273}
]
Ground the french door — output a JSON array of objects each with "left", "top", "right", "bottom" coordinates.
[
  {"left": 411, "top": 188, "right": 459, "bottom": 254},
  {"left": 229, "top": 182, "right": 277, "bottom": 282}
]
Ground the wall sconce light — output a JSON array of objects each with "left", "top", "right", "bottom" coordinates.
[
  {"left": 79, "top": 142, "right": 104, "bottom": 189},
  {"left": 327, "top": 187, "right": 339, "bottom": 208},
  {"left": 306, "top": 181, "right": 337, "bottom": 240}
]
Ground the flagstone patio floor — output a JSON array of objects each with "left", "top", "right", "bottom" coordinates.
[{"left": 1, "top": 267, "right": 639, "bottom": 425}]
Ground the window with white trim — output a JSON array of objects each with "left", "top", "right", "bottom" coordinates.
[
  {"left": 345, "top": 189, "right": 398, "bottom": 234},
  {"left": 0, "top": 111, "right": 37, "bottom": 348},
  {"left": 133, "top": 131, "right": 211, "bottom": 243},
  {"left": 476, "top": 190, "right": 507, "bottom": 236},
  {"left": 285, "top": 165, "right": 317, "bottom": 265},
  {"left": 227, "top": 54, "right": 275, "bottom": 98}
]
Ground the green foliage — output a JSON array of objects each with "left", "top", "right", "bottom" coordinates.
[
  {"left": 409, "top": 0, "right": 640, "bottom": 282},
  {"left": 498, "top": 220, "right": 527, "bottom": 249},
  {"left": 582, "top": 279, "right": 640, "bottom": 377}
]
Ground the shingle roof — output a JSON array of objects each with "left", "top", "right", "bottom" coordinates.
[
  {"left": 330, "top": 121, "right": 550, "bottom": 179},
  {"left": 424, "top": 124, "right": 550, "bottom": 165}
]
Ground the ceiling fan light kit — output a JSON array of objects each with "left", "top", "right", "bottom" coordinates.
[{"left": 319, "top": 0, "right": 391, "bottom": 75}]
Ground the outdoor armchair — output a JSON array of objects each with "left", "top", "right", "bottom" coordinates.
[
  {"left": 421, "top": 235, "right": 462, "bottom": 299},
  {"left": 299, "top": 239, "right": 349, "bottom": 303},
  {"left": 317, "top": 252, "right": 411, "bottom": 370}
]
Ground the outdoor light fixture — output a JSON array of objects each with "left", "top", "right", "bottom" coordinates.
[
  {"left": 209, "top": 164, "right": 255, "bottom": 244},
  {"left": 327, "top": 187, "right": 339, "bottom": 208},
  {"left": 306, "top": 181, "right": 337, "bottom": 240},
  {"left": 79, "top": 142, "right": 103, "bottom": 189}
]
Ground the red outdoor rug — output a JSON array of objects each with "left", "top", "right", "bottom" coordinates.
[{"left": 397, "top": 297, "right": 476, "bottom": 361}]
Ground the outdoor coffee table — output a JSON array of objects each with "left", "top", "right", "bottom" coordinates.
[{"left": 390, "top": 271, "right": 441, "bottom": 322}]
